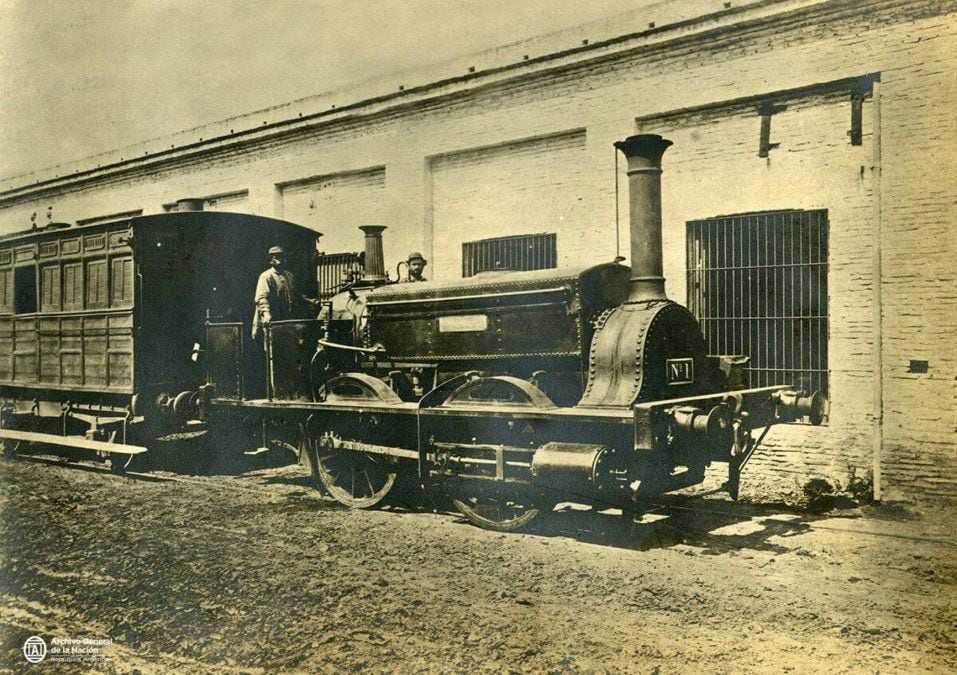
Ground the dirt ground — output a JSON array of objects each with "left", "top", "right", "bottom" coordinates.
[{"left": 1, "top": 448, "right": 955, "bottom": 674}]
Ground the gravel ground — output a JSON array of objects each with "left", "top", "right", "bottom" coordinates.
[{"left": 1, "top": 450, "right": 955, "bottom": 673}]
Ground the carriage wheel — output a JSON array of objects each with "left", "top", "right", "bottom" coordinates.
[
  {"left": 0, "top": 415, "right": 20, "bottom": 458},
  {"left": 0, "top": 438, "right": 20, "bottom": 459},
  {"left": 451, "top": 486, "right": 542, "bottom": 532},
  {"left": 106, "top": 453, "right": 132, "bottom": 475},
  {"left": 313, "top": 433, "right": 397, "bottom": 508}
]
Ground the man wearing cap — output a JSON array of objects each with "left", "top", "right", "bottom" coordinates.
[
  {"left": 403, "top": 251, "right": 428, "bottom": 283},
  {"left": 252, "top": 245, "right": 317, "bottom": 340}
]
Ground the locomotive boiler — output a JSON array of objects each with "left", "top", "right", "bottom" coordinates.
[{"left": 205, "top": 134, "right": 825, "bottom": 530}]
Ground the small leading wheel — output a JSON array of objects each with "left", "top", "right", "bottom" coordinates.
[
  {"left": 452, "top": 486, "right": 543, "bottom": 532},
  {"left": 313, "top": 433, "right": 397, "bottom": 508}
]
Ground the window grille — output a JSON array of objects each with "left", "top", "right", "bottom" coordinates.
[
  {"left": 316, "top": 251, "right": 363, "bottom": 301},
  {"left": 686, "top": 209, "right": 828, "bottom": 395},
  {"left": 462, "top": 232, "right": 556, "bottom": 278}
]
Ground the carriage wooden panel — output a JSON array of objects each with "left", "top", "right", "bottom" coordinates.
[
  {"left": 1, "top": 212, "right": 319, "bottom": 407},
  {"left": 0, "top": 222, "right": 135, "bottom": 394}
]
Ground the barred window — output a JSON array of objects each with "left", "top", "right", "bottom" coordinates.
[
  {"left": 462, "top": 232, "right": 556, "bottom": 278},
  {"left": 316, "top": 251, "right": 363, "bottom": 301},
  {"left": 686, "top": 209, "right": 828, "bottom": 395}
]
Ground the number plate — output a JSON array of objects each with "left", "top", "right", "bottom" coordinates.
[
  {"left": 666, "top": 358, "right": 694, "bottom": 385},
  {"left": 438, "top": 314, "right": 488, "bottom": 333}
]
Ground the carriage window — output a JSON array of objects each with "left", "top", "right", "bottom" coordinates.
[
  {"left": 86, "top": 259, "right": 109, "bottom": 309},
  {"left": 0, "top": 269, "right": 12, "bottom": 313},
  {"left": 111, "top": 256, "right": 134, "bottom": 307},
  {"left": 63, "top": 262, "right": 83, "bottom": 310},
  {"left": 40, "top": 264, "right": 61, "bottom": 311},
  {"left": 14, "top": 266, "right": 37, "bottom": 314}
]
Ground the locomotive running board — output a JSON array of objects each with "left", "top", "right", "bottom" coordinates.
[{"left": 0, "top": 429, "right": 148, "bottom": 455}]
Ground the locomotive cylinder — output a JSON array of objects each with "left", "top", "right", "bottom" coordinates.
[
  {"left": 613, "top": 134, "right": 673, "bottom": 301},
  {"left": 531, "top": 442, "right": 626, "bottom": 497}
]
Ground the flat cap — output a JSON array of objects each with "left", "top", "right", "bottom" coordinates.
[{"left": 268, "top": 246, "right": 286, "bottom": 256}]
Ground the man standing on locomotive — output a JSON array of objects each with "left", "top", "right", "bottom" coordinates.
[
  {"left": 252, "top": 245, "right": 319, "bottom": 341},
  {"left": 403, "top": 251, "right": 428, "bottom": 282}
]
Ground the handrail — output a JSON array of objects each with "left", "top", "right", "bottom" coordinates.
[{"left": 317, "top": 338, "right": 385, "bottom": 354}]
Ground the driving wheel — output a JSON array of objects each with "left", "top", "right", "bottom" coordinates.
[
  {"left": 312, "top": 432, "right": 397, "bottom": 508},
  {"left": 452, "top": 485, "right": 542, "bottom": 532}
]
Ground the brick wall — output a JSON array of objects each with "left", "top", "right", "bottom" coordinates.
[
  {"left": 0, "top": 1, "right": 953, "bottom": 501},
  {"left": 428, "top": 130, "right": 588, "bottom": 279},
  {"left": 279, "top": 166, "right": 386, "bottom": 254}
]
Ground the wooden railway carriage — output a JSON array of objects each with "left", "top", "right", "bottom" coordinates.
[{"left": 0, "top": 211, "right": 318, "bottom": 469}]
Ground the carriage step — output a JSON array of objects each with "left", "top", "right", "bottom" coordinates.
[{"left": 0, "top": 429, "right": 148, "bottom": 455}]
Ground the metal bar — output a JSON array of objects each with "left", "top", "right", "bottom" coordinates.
[
  {"left": 334, "top": 438, "right": 418, "bottom": 460},
  {"left": 0, "top": 428, "right": 147, "bottom": 454},
  {"left": 317, "top": 338, "right": 385, "bottom": 354},
  {"left": 687, "top": 221, "right": 694, "bottom": 313},
  {"left": 428, "top": 471, "right": 533, "bottom": 485},
  {"left": 432, "top": 441, "right": 536, "bottom": 454},
  {"left": 633, "top": 384, "right": 788, "bottom": 411},
  {"left": 368, "top": 286, "right": 570, "bottom": 308},
  {"left": 747, "top": 214, "right": 755, "bottom": 384},
  {"left": 436, "top": 457, "right": 532, "bottom": 469},
  {"left": 265, "top": 328, "right": 274, "bottom": 402},
  {"left": 720, "top": 217, "right": 727, "bottom": 357}
]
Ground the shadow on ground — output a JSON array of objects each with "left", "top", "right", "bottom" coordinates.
[{"left": 10, "top": 443, "right": 901, "bottom": 559}]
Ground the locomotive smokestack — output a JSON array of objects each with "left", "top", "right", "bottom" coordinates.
[
  {"left": 359, "top": 225, "right": 387, "bottom": 282},
  {"left": 614, "top": 134, "right": 673, "bottom": 301}
]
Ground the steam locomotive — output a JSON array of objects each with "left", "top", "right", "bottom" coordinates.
[
  {"left": 203, "top": 134, "right": 825, "bottom": 530},
  {"left": 0, "top": 134, "right": 824, "bottom": 530}
]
